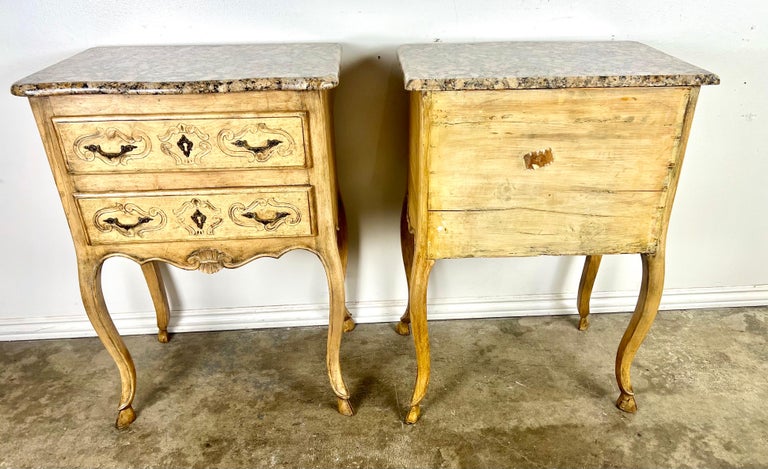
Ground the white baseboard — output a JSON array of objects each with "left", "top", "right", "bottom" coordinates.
[{"left": 1, "top": 284, "right": 766, "bottom": 341}]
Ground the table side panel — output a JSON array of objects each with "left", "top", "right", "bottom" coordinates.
[{"left": 426, "top": 87, "right": 691, "bottom": 259}]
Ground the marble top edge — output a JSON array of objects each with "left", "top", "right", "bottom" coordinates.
[
  {"left": 11, "top": 43, "right": 342, "bottom": 96},
  {"left": 398, "top": 41, "right": 719, "bottom": 90}
]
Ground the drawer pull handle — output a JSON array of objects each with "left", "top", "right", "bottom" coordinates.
[
  {"left": 523, "top": 147, "right": 554, "bottom": 170},
  {"left": 103, "top": 216, "right": 153, "bottom": 231},
  {"left": 241, "top": 211, "right": 291, "bottom": 226},
  {"left": 232, "top": 138, "right": 281, "bottom": 155},
  {"left": 83, "top": 144, "right": 138, "bottom": 160},
  {"left": 94, "top": 203, "right": 167, "bottom": 238},
  {"left": 229, "top": 198, "right": 301, "bottom": 231}
]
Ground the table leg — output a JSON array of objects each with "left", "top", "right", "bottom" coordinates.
[
  {"left": 78, "top": 258, "right": 137, "bottom": 429},
  {"left": 396, "top": 196, "right": 414, "bottom": 336},
  {"left": 336, "top": 192, "right": 356, "bottom": 333},
  {"left": 318, "top": 241, "right": 354, "bottom": 417},
  {"left": 577, "top": 255, "right": 603, "bottom": 331},
  {"left": 140, "top": 261, "right": 171, "bottom": 343},
  {"left": 405, "top": 255, "right": 434, "bottom": 424},
  {"left": 615, "top": 252, "right": 665, "bottom": 413}
]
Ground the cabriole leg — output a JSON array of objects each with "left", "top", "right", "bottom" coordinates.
[
  {"left": 615, "top": 252, "right": 665, "bottom": 413},
  {"left": 78, "top": 258, "right": 137, "bottom": 428},
  {"left": 396, "top": 196, "right": 414, "bottom": 336},
  {"left": 336, "top": 192, "right": 356, "bottom": 333},
  {"left": 577, "top": 255, "right": 603, "bottom": 331},
  {"left": 405, "top": 255, "right": 434, "bottom": 424},
  {"left": 318, "top": 245, "right": 354, "bottom": 416},
  {"left": 140, "top": 261, "right": 171, "bottom": 343}
]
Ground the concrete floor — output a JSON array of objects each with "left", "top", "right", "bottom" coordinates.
[{"left": 1, "top": 306, "right": 766, "bottom": 468}]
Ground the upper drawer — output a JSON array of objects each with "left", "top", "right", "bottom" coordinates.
[
  {"left": 53, "top": 113, "right": 308, "bottom": 174},
  {"left": 427, "top": 87, "right": 691, "bottom": 211}
]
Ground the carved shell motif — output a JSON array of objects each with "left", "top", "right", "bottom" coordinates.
[
  {"left": 74, "top": 127, "right": 151, "bottom": 166},
  {"left": 157, "top": 123, "right": 212, "bottom": 165},
  {"left": 93, "top": 203, "right": 167, "bottom": 238},
  {"left": 229, "top": 198, "right": 301, "bottom": 231},
  {"left": 217, "top": 123, "right": 295, "bottom": 163},
  {"left": 186, "top": 248, "right": 234, "bottom": 274}
]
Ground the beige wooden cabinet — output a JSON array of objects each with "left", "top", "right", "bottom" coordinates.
[
  {"left": 11, "top": 44, "right": 355, "bottom": 428},
  {"left": 396, "top": 41, "right": 719, "bottom": 423}
]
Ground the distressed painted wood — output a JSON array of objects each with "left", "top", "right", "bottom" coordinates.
[
  {"left": 397, "top": 41, "right": 715, "bottom": 423},
  {"left": 13, "top": 44, "right": 354, "bottom": 427}
]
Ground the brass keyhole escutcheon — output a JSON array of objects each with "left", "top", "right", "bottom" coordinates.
[{"left": 177, "top": 134, "right": 193, "bottom": 158}]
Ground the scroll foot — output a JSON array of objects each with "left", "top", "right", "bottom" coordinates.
[
  {"left": 405, "top": 405, "right": 421, "bottom": 424},
  {"left": 578, "top": 316, "right": 590, "bottom": 331},
  {"left": 115, "top": 405, "right": 136, "bottom": 429},
  {"left": 337, "top": 398, "right": 354, "bottom": 416},
  {"left": 395, "top": 320, "right": 411, "bottom": 336},
  {"left": 616, "top": 392, "right": 638, "bottom": 413},
  {"left": 157, "top": 329, "right": 169, "bottom": 343},
  {"left": 343, "top": 309, "right": 356, "bottom": 333}
]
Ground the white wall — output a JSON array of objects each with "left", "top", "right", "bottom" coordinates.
[{"left": 0, "top": 0, "right": 765, "bottom": 339}]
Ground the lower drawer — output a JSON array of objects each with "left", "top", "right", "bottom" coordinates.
[{"left": 76, "top": 187, "right": 314, "bottom": 245}]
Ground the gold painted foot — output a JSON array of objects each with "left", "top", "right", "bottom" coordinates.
[
  {"left": 343, "top": 309, "right": 356, "bottom": 333},
  {"left": 616, "top": 391, "right": 638, "bottom": 413},
  {"left": 115, "top": 405, "right": 136, "bottom": 429},
  {"left": 395, "top": 319, "right": 411, "bottom": 336},
  {"left": 405, "top": 405, "right": 421, "bottom": 424},
  {"left": 578, "top": 316, "right": 590, "bottom": 331},
  {"left": 157, "top": 330, "right": 169, "bottom": 343},
  {"left": 337, "top": 398, "right": 354, "bottom": 416}
]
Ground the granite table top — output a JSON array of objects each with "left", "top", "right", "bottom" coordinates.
[
  {"left": 398, "top": 41, "right": 719, "bottom": 91},
  {"left": 11, "top": 43, "right": 342, "bottom": 97}
]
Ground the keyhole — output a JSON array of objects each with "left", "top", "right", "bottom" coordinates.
[
  {"left": 191, "top": 209, "right": 207, "bottom": 229},
  {"left": 177, "top": 135, "right": 194, "bottom": 158}
]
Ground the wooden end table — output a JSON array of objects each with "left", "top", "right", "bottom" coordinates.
[
  {"left": 396, "top": 41, "right": 718, "bottom": 423},
  {"left": 12, "top": 43, "right": 355, "bottom": 428}
]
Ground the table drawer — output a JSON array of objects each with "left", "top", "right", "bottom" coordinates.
[
  {"left": 427, "top": 87, "right": 690, "bottom": 211},
  {"left": 54, "top": 113, "right": 308, "bottom": 174},
  {"left": 76, "top": 186, "right": 314, "bottom": 245}
]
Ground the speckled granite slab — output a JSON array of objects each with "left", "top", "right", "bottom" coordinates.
[
  {"left": 11, "top": 43, "right": 341, "bottom": 96},
  {"left": 398, "top": 41, "right": 719, "bottom": 91}
]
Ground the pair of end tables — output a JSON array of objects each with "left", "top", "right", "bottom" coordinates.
[{"left": 12, "top": 42, "right": 718, "bottom": 427}]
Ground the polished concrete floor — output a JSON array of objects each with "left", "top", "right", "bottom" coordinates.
[{"left": 1, "top": 306, "right": 766, "bottom": 468}]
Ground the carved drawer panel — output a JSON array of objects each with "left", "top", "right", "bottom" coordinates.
[
  {"left": 54, "top": 113, "right": 307, "bottom": 174},
  {"left": 76, "top": 186, "right": 314, "bottom": 245}
]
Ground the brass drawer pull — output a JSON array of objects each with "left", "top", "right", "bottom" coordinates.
[
  {"left": 83, "top": 144, "right": 138, "bottom": 160},
  {"left": 229, "top": 198, "right": 301, "bottom": 231},
  {"left": 93, "top": 202, "right": 167, "bottom": 238},
  {"left": 102, "top": 216, "right": 152, "bottom": 231},
  {"left": 241, "top": 211, "right": 291, "bottom": 226},
  {"left": 231, "top": 138, "right": 281, "bottom": 156}
]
